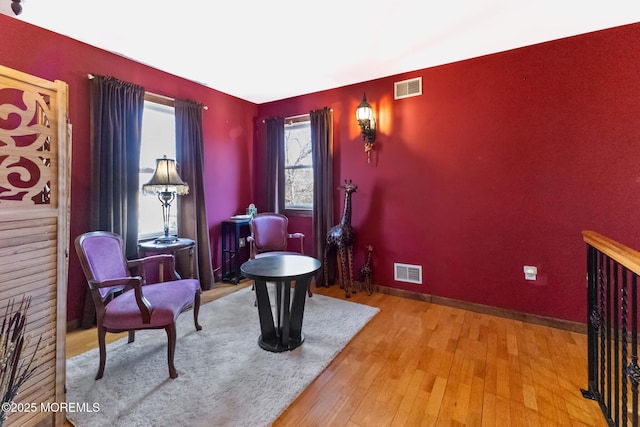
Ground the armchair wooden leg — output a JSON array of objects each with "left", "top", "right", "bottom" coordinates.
[
  {"left": 194, "top": 291, "right": 202, "bottom": 331},
  {"left": 127, "top": 330, "right": 135, "bottom": 343},
  {"left": 166, "top": 323, "right": 178, "bottom": 379},
  {"left": 308, "top": 277, "right": 314, "bottom": 297},
  {"left": 96, "top": 326, "right": 107, "bottom": 380}
]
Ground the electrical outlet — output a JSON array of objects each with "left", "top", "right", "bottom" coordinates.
[
  {"left": 239, "top": 237, "right": 246, "bottom": 248},
  {"left": 523, "top": 265, "right": 537, "bottom": 280}
]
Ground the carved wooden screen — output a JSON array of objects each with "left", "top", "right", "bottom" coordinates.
[{"left": 0, "top": 65, "right": 70, "bottom": 426}]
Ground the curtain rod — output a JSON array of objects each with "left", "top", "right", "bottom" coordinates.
[
  {"left": 261, "top": 109, "right": 333, "bottom": 123},
  {"left": 286, "top": 113, "right": 310, "bottom": 121},
  {"left": 87, "top": 74, "right": 208, "bottom": 110}
]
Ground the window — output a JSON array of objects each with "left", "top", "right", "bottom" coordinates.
[
  {"left": 138, "top": 99, "right": 177, "bottom": 239},
  {"left": 284, "top": 118, "right": 313, "bottom": 210}
]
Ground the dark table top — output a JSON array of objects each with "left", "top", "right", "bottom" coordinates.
[{"left": 241, "top": 255, "right": 321, "bottom": 281}]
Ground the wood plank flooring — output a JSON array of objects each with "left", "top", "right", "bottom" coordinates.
[{"left": 65, "top": 283, "right": 606, "bottom": 427}]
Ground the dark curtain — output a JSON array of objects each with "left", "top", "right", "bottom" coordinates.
[
  {"left": 310, "top": 108, "right": 334, "bottom": 283},
  {"left": 265, "top": 117, "right": 285, "bottom": 213},
  {"left": 176, "top": 99, "right": 215, "bottom": 290},
  {"left": 89, "top": 75, "right": 145, "bottom": 258},
  {"left": 84, "top": 75, "right": 144, "bottom": 328}
]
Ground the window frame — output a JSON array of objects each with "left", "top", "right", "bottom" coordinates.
[
  {"left": 283, "top": 115, "right": 313, "bottom": 214},
  {"left": 138, "top": 94, "right": 178, "bottom": 241}
]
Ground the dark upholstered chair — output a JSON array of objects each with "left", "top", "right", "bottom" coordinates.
[
  {"left": 74, "top": 231, "right": 202, "bottom": 380},
  {"left": 247, "top": 212, "right": 311, "bottom": 297}
]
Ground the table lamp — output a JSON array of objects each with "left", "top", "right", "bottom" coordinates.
[{"left": 142, "top": 155, "right": 189, "bottom": 243}]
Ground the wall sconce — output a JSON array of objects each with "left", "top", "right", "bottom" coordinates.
[
  {"left": 355, "top": 93, "right": 376, "bottom": 163},
  {"left": 142, "top": 155, "right": 189, "bottom": 243}
]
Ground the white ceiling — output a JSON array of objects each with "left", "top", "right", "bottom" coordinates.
[{"left": 5, "top": 1, "right": 640, "bottom": 103}]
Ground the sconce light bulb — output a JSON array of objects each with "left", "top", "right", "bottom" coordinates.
[{"left": 356, "top": 93, "right": 376, "bottom": 146}]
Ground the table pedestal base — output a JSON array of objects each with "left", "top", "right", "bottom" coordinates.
[
  {"left": 254, "top": 276, "right": 311, "bottom": 353},
  {"left": 259, "top": 332, "right": 305, "bottom": 352}
]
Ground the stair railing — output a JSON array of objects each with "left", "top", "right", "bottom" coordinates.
[{"left": 582, "top": 230, "right": 640, "bottom": 427}]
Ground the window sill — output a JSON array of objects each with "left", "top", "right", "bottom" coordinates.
[{"left": 285, "top": 208, "right": 312, "bottom": 218}]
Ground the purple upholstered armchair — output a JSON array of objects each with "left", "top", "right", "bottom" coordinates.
[
  {"left": 247, "top": 212, "right": 311, "bottom": 297},
  {"left": 74, "top": 231, "right": 202, "bottom": 380}
]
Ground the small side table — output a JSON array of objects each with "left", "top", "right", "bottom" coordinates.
[
  {"left": 241, "top": 255, "right": 321, "bottom": 352},
  {"left": 138, "top": 237, "right": 196, "bottom": 281},
  {"left": 221, "top": 219, "right": 251, "bottom": 284}
]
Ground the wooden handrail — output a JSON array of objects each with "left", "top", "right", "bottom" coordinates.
[{"left": 582, "top": 230, "right": 640, "bottom": 276}]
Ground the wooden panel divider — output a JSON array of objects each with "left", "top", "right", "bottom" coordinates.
[{"left": 0, "top": 64, "right": 70, "bottom": 426}]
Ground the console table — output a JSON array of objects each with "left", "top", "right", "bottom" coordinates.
[
  {"left": 241, "top": 255, "right": 321, "bottom": 352},
  {"left": 221, "top": 218, "right": 251, "bottom": 283}
]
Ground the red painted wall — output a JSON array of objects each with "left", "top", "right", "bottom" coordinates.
[
  {"left": 256, "top": 23, "right": 640, "bottom": 323},
  {"left": 0, "top": 15, "right": 256, "bottom": 324},
  {"left": 4, "top": 14, "right": 640, "bottom": 325}
]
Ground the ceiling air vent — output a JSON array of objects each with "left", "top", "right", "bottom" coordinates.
[
  {"left": 394, "top": 263, "right": 423, "bottom": 284},
  {"left": 394, "top": 77, "right": 422, "bottom": 100}
]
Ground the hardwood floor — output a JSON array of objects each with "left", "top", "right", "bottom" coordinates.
[{"left": 65, "top": 283, "right": 606, "bottom": 426}]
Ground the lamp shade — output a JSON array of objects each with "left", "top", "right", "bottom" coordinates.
[{"left": 142, "top": 156, "right": 189, "bottom": 195}]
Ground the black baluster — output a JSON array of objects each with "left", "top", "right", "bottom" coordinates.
[
  {"left": 599, "top": 252, "right": 606, "bottom": 408},
  {"left": 605, "top": 256, "right": 612, "bottom": 420},
  {"left": 621, "top": 268, "right": 628, "bottom": 426},
  {"left": 613, "top": 261, "right": 620, "bottom": 426},
  {"left": 630, "top": 275, "right": 638, "bottom": 427},
  {"left": 583, "top": 244, "right": 599, "bottom": 400}
]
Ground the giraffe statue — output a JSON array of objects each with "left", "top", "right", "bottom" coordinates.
[
  {"left": 323, "top": 179, "right": 358, "bottom": 297},
  {"left": 359, "top": 245, "right": 374, "bottom": 296}
]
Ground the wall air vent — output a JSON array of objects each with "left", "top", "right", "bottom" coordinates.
[
  {"left": 394, "top": 263, "right": 423, "bottom": 284},
  {"left": 394, "top": 77, "right": 422, "bottom": 100}
]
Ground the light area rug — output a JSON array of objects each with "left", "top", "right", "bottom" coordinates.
[{"left": 66, "top": 286, "right": 379, "bottom": 427}]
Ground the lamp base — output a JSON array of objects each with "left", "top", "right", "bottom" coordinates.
[{"left": 154, "top": 235, "right": 178, "bottom": 244}]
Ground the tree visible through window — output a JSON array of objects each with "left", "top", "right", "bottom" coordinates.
[{"left": 284, "top": 119, "right": 313, "bottom": 209}]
